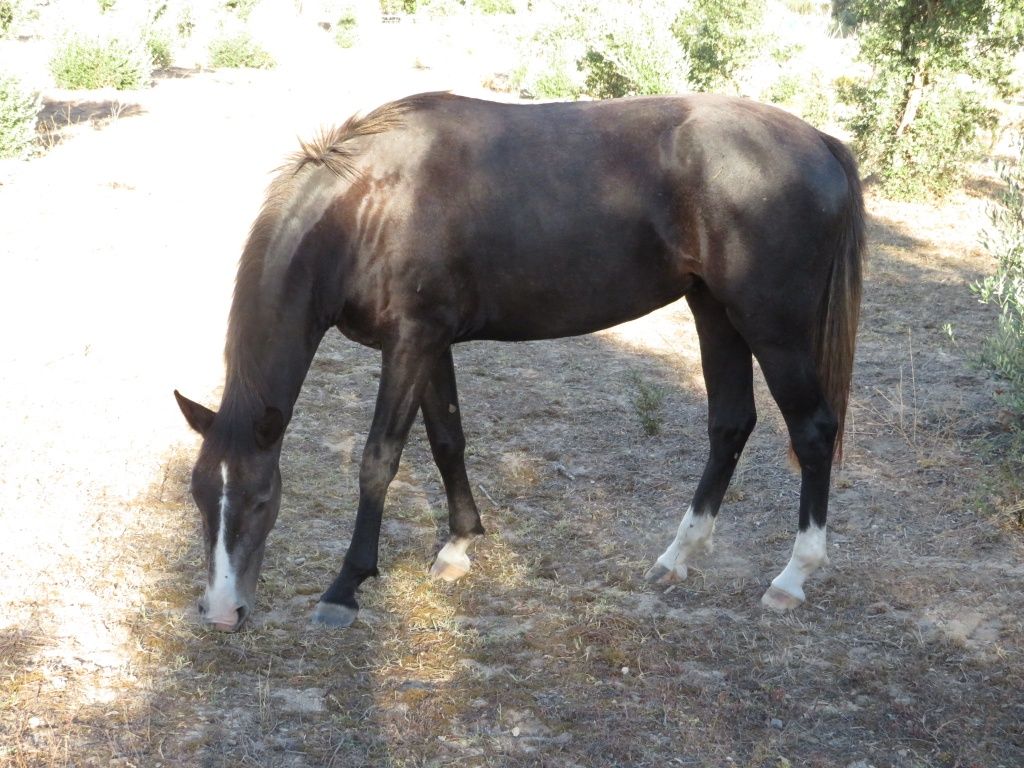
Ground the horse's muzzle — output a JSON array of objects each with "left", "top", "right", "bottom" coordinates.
[{"left": 198, "top": 600, "right": 248, "bottom": 632}]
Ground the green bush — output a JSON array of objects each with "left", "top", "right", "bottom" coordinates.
[
  {"left": 630, "top": 373, "right": 667, "bottom": 436},
  {"left": 515, "top": 1, "right": 687, "bottom": 100},
  {"left": 147, "top": 31, "right": 173, "bottom": 69},
  {"left": 380, "top": 0, "right": 418, "bottom": 12},
  {"left": 224, "top": 0, "right": 259, "bottom": 20},
  {"left": 50, "top": 36, "right": 153, "bottom": 90},
  {"left": 334, "top": 11, "right": 358, "bottom": 48},
  {"left": 672, "top": 0, "right": 765, "bottom": 92},
  {"left": 472, "top": 0, "right": 515, "bottom": 12},
  {"left": 0, "top": 0, "right": 17, "bottom": 38},
  {"left": 0, "top": 76, "right": 40, "bottom": 158},
  {"left": 973, "top": 136, "right": 1024, "bottom": 413},
  {"left": 840, "top": 70, "right": 995, "bottom": 199},
  {"left": 209, "top": 33, "right": 275, "bottom": 69}
]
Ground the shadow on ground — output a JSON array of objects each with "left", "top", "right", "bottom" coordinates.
[{"left": 7, "top": 210, "right": 1022, "bottom": 766}]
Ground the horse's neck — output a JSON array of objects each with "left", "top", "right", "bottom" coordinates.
[{"left": 223, "top": 287, "right": 327, "bottom": 424}]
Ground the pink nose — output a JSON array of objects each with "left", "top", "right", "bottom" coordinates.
[
  {"left": 198, "top": 601, "right": 246, "bottom": 632},
  {"left": 207, "top": 611, "right": 240, "bottom": 632}
]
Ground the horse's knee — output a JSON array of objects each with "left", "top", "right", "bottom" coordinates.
[
  {"left": 360, "top": 442, "right": 402, "bottom": 495},
  {"left": 709, "top": 411, "right": 756, "bottom": 456}
]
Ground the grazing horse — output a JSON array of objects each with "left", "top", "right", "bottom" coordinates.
[{"left": 175, "top": 91, "right": 863, "bottom": 632}]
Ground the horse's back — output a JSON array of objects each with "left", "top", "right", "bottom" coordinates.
[{"left": 338, "top": 93, "right": 853, "bottom": 343}]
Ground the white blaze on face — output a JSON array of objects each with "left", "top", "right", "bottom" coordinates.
[
  {"left": 768, "top": 525, "right": 828, "bottom": 603},
  {"left": 205, "top": 461, "right": 241, "bottom": 625},
  {"left": 654, "top": 505, "right": 715, "bottom": 579}
]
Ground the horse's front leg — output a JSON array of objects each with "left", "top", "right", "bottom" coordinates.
[
  {"left": 314, "top": 328, "right": 445, "bottom": 628},
  {"left": 422, "top": 347, "right": 485, "bottom": 582}
]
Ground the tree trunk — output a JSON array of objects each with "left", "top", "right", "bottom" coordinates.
[{"left": 895, "top": 67, "right": 926, "bottom": 141}]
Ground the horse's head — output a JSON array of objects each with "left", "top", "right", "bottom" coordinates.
[{"left": 174, "top": 390, "right": 285, "bottom": 632}]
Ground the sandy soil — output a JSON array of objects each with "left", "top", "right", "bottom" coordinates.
[{"left": 1, "top": 23, "right": 1023, "bottom": 768}]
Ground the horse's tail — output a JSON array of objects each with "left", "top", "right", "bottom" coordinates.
[{"left": 815, "top": 131, "right": 865, "bottom": 461}]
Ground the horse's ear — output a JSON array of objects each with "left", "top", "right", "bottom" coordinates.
[
  {"left": 254, "top": 407, "right": 285, "bottom": 450},
  {"left": 175, "top": 390, "right": 216, "bottom": 436}
]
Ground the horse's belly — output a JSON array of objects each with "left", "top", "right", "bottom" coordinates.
[{"left": 468, "top": 266, "right": 694, "bottom": 342}]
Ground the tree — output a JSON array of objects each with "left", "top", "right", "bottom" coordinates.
[{"left": 840, "top": 0, "right": 1024, "bottom": 197}]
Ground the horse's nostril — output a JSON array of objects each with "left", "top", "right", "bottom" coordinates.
[
  {"left": 197, "top": 600, "right": 207, "bottom": 616},
  {"left": 236, "top": 604, "right": 249, "bottom": 626}
]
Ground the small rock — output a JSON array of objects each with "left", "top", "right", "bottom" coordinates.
[
  {"left": 511, "top": 726, "right": 521, "bottom": 737},
  {"left": 770, "top": 718, "right": 784, "bottom": 730}
]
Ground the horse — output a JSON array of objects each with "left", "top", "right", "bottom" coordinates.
[{"left": 174, "top": 91, "right": 863, "bottom": 632}]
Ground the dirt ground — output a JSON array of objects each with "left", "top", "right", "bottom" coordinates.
[{"left": 2, "top": 27, "right": 1023, "bottom": 768}]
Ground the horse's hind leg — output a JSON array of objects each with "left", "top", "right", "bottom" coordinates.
[
  {"left": 314, "top": 328, "right": 445, "bottom": 628},
  {"left": 646, "top": 285, "right": 756, "bottom": 585},
  {"left": 747, "top": 341, "right": 836, "bottom": 612},
  {"left": 422, "top": 347, "right": 485, "bottom": 582}
]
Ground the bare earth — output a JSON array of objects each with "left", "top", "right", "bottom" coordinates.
[{"left": 2, "top": 42, "right": 1022, "bottom": 768}]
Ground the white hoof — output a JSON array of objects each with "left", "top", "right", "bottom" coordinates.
[
  {"left": 761, "top": 585, "right": 804, "bottom": 613},
  {"left": 644, "top": 561, "right": 688, "bottom": 585},
  {"left": 312, "top": 601, "right": 358, "bottom": 628},
  {"left": 430, "top": 538, "right": 472, "bottom": 582}
]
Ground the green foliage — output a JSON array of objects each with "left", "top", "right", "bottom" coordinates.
[
  {"left": 840, "top": 0, "right": 1024, "bottom": 198},
  {"left": 209, "top": 33, "right": 275, "bottom": 69},
  {"left": 334, "top": 11, "right": 358, "bottom": 48},
  {"left": 766, "top": 73, "right": 801, "bottom": 104},
  {"left": 631, "top": 373, "right": 667, "bottom": 437},
  {"left": 380, "top": 0, "right": 418, "bottom": 11},
  {"left": 147, "top": 31, "right": 173, "bottom": 69},
  {"left": 0, "top": 76, "right": 40, "bottom": 159},
  {"left": 973, "top": 136, "right": 1024, "bottom": 413},
  {"left": 224, "top": 0, "right": 259, "bottom": 20},
  {"left": 97, "top": 0, "right": 116, "bottom": 12},
  {"left": 0, "top": 0, "right": 16, "bottom": 38},
  {"left": 176, "top": 5, "right": 195, "bottom": 39},
  {"left": 472, "top": 0, "right": 516, "bottom": 12},
  {"left": 50, "top": 36, "right": 153, "bottom": 90},
  {"left": 672, "top": 0, "right": 765, "bottom": 92},
  {"left": 516, "top": 2, "right": 686, "bottom": 100}
]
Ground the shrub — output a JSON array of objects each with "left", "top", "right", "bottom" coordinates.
[
  {"left": 0, "top": 76, "right": 40, "bottom": 158},
  {"left": 0, "top": 0, "right": 17, "bottom": 38},
  {"left": 50, "top": 36, "right": 153, "bottom": 90},
  {"left": 672, "top": 0, "right": 766, "bottom": 92},
  {"left": 631, "top": 373, "right": 667, "bottom": 437},
  {"left": 224, "top": 0, "right": 259, "bottom": 20},
  {"left": 147, "top": 31, "right": 173, "bottom": 69},
  {"left": 380, "top": 0, "right": 418, "bottom": 12},
  {"left": 472, "top": 0, "right": 516, "bottom": 13},
  {"left": 334, "top": 11, "right": 358, "bottom": 48},
  {"left": 840, "top": 69, "right": 996, "bottom": 199},
  {"left": 209, "top": 33, "right": 275, "bottom": 69},
  {"left": 515, "top": 1, "right": 687, "bottom": 100},
  {"left": 973, "top": 136, "right": 1024, "bottom": 413}
]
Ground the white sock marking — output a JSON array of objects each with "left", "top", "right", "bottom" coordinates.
[
  {"left": 655, "top": 505, "right": 715, "bottom": 576},
  {"left": 205, "top": 461, "right": 240, "bottom": 624},
  {"left": 769, "top": 525, "right": 827, "bottom": 603}
]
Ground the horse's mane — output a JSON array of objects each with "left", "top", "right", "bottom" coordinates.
[{"left": 221, "top": 92, "right": 451, "bottom": 417}]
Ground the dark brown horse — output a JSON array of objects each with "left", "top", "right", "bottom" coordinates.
[{"left": 175, "top": 91, "right": 863, "bottom": 632}]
